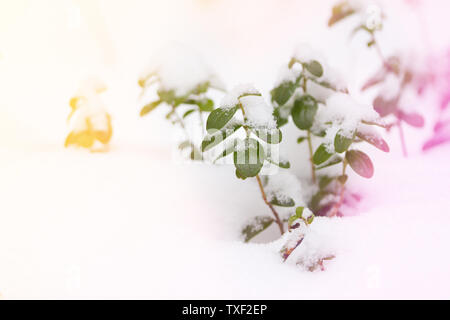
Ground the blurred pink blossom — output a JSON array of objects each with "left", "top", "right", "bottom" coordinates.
[{"left": 420, "top": 49, "right": 450, "bottom": 150}]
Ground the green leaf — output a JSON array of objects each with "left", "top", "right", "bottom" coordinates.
[
  {"left": 346, "top": 150, "right": 374, "bottom": 179},
  {"left": 304, "top": 60, "right": 324, "bottom": 77},
  {"left": 310, "top": 78, "right": 347, "bottom": 93},
  {"left": 214, "top": 140, "right": 238, "bottom": 163},
  {"left": 193, "top": 82, "right": 210, "bottom": 95},
  {"left": 201, "top": 124, "right": 241, "bottom": 152},
  {"left": 288, "top": 207, "right": 305, "bottom": 227},
  {"left": 334, "top": 130, "right": 353, "bottom": 153},
  {"left": 291, "top": 95, "right": 318, "bottom": 130},
  {"left": 157, "top": 90, "right": 177, "bottom": 104},
  {"left": 241, "top": 216, "right": 274, "bottom": 242},
  {"left": 182, "top": 109, "right": 196, "bottom": 119},
  {"left": 140, "top": 100, "right": 162, "bottom": 116},
  {"left": 266, "top": 155, "right": 290, "bottom": 169},
  {"left": 235, "top": 169, "right": 247, "bottom": 180},
  {"left": 253, "top": 128, "right": 282, "bottom": 144},
  {"left": 197, "top": 98, "right": 214, "bottom": 112},
  {"left": 206, "top": 106, "right": 239, "bottom": 131},
  {"left": 319, "top": 175, "right": 334, "bottom": 189},
  {"left": 270, "top": 195, "right": 295, "bottom": 207},
  {"left": 233, "top": 138, "right": 265, "bottom": 178},
  {"left": 313, "top": 144, "right": 334, "bottom": 165},
  {"left": 273, "top": 105, "right": 291, "bottom": 127},
  {"left": 316, "top": 155, "right": 343, "bottom": 170},
  {"left": 271, "top": 81, "right": 296, "bottom": 106},
  {"left": 297, "top": 136, "right": 307, "bottom": 144},
  {"left": 277, "top": 159, "right": 291, "bottom": 169}
]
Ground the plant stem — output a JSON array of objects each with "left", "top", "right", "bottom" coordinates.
[
  {"left": 301, "top": 76, "right": 316, "bottom": 183},
  {"left": 329, "top": 159, "right": 348, "bottom": 217},
  {"left": 238, "top": 100, "right": 284, "bottom": 235},
  {"left": 370, "top": 34, "right": 408, "bottom": 157},
  {"left": 372, "top": 35, "right": 386, "bottom": 66},
  {"left": 397, "top": 119, "right": 408, "bottom": 157},
  {"left": 199, "top": 110, "right": 205, "bottom": 136},
  {"left": 172, "top": 105, "right": 190, "bottom": 140},
  {"left": 306, "top": 130, "right": 316, "bottom": 184},
  {"left": 256, "top": 175, "right": 285, "bottom": 234}
]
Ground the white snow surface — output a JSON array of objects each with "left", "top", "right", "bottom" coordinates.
[
  {"left": 142, "top": 43, "right": 220, "bottom": 96},
  {"left": 1, "top": 141, "right": 450, "bottom": 299}
]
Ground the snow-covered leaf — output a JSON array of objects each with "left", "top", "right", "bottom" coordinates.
[
  {"left": 253, "top": 128, "right": 282, "bottom": 144},
  {"left": 270, "top": 195, "right": 295, "bottom": 207},
  {"left": 214, "top": 140, "right": 238, "bottom": 163},
  {"left": 313, "top": 144, "right": 334, "bottom": 165},
  {"left": 206, "top": 106, "right": 239, "bottom": 131},
  {"left": 273, "top": 105, "right": 291, "bottom": 127},
  {"left": 356, "top": 130, "right": 389, "bottom": 152},
  {"left": 316, "top": 155, "right": 343, "bottom": 170},
  {"left": 241, "top": 216, "right": 274, "bottom": 243},
  {"left": 304, "top": 60, "right": 324, "bottom": 78},
  {"left": 291, "top": 95, "right": 318, "bottom": 130},
  {"left": 271, "top": 81, "right": 296, "bottom": 106},
  {"left": 201, "top": 124, "right": 241, "bottom": 152},
  {"left": 266, "top": 156, "right": 291, "bottom": 169},
  {"left": 334, "top": 130, "right": 353, "bottom": 153},
  {"left": 233, "top": 138, "right": 265, "bottom": 178},
  {"left": 196, "top": 98, "right": 214, "bottom": 112}
]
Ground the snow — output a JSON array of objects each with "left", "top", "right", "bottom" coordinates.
[
  {"left": 379, "top": 73, "right": 401, "bottom": 100},
  {"left": 265, "top": 172, "right": 305, "bottom": 210},
  {"left": 294, "top": 43, "right": 325, "bottom": 65},
  {"left": 316, "top": 92, "right": 379, "bottom": 137},
  {"left": 220, "top": 84, "right": 260, "bottom": 109},
  {"left": 364, "top": 4, "right": 383, "bottom": 31},
  {"left": 241, "top": 95, "right": 277, "bottom": 129},
  {"left": 76, "top": 77, "right": 107, "bottom": 97},
  {"left": 2, "top": 0, "right": 450, "bottom": 300},
  {"left": 141, "top": 43, "right": 221, "bottom": 96},
  {"left": 69, "top": 78, "right": 109, "bottom": 133},
  {"left": 2, "top": 138, "right": 450, "bottom": 299},
  {"left": 273, "top": 64, "right": 302, "bottom": 87},
  {"left": 219, "top": 84, "right": 276, "bottom": 129}
]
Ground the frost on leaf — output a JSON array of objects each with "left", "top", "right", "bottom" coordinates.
[{"left": 241, "top": 216, "right": 274, "bottom": 243}]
